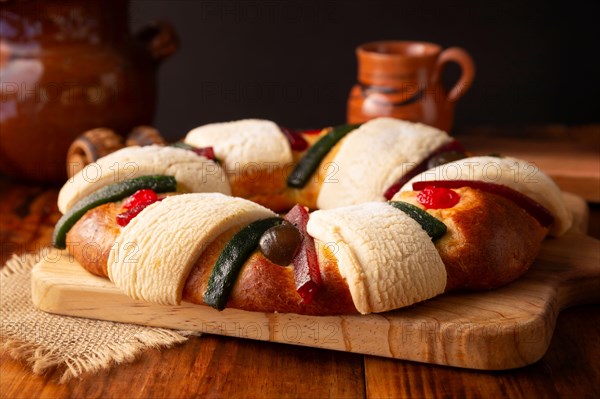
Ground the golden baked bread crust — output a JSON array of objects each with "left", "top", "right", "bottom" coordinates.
[
  {"left": 66, "top": 186, "right": 548, "bottom": 314},
  {"left": 182, "top": 228, "right": 357, "bottom": 315},
  {"left": 398, "top": 187, "right": 548, "bottom": 291},
  {"left": 67, "top": 203, "right": 358, "bottom": 315},
  {"left": 234, "top": 133, "right": 345, "bottom": 212},
  {"left": 66, "top": 202, "right": 122, "bottom": 277}
]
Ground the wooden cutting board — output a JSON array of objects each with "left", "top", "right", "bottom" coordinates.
[{"left": 31, "top": 193, "right": 600, "bottom": 370}]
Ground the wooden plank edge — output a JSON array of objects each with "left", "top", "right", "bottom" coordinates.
[
  {"left": 30, "top": 257, "right": 561, "bottom": 370},
  {"left": 28, "top": 192, "right": 595, "bottom": 370}
]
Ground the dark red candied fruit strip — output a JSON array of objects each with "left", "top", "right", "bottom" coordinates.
[
  {"left": 412, "top": 180, "right": 554, "bottom": 228},
  {"left": 383, "top": 140, "right": 465, "bottom": 200},
  {"left": 121, "top": 189, "right": 157, "bottom": 209},
  {"left": 117, "top": 190, "right": 164, "bottom": 227},
  {"left": 116, "top": 204, "right": 148, "bottom": 226},
  {"left": 284, "top": 204, "right": 322, "bottom": 304},
  {"left": 171, "top": 142, "right": 218, "bottom": 161},
  {"left": 280, "top": 127, "right": 309, "bottom": 152},
  {"left": 191, "top": 146, "right": 217, "bottom": 161},
  {"left": 300, "top": 128, "right": 323, "bottom": 135}
]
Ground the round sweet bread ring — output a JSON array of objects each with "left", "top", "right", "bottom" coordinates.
[{"left": 59, "top": 119, "right": 566, "bottom": 315}]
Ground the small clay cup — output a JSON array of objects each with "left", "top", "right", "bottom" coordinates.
[{"left": 347, "top": 40, "right": 475, "bottom": 132}]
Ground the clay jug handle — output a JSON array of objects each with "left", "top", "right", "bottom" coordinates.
[
  {"left": 136, "top": 21, "right": 179, "bottom": 63},
  {"left": 435, "top": 47, "right": 475, "bottom": 102}
]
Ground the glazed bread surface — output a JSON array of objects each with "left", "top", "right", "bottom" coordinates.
[{"left": 394, "top": 187, "right": 548, "bottom": 290}]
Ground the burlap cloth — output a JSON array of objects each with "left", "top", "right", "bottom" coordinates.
[{"left": 0, "top": 251, "right": 193, "bottom": 383}]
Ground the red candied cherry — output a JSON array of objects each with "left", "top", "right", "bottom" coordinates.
[
  {"left": 117, "top": 189, "right": 162, "bottom": 226},
  {"left": 417, "top": 186, "right": 460, "bottom": 209},
  {"left": 412, "top": 180, "right": 554, "bottom": 227}
]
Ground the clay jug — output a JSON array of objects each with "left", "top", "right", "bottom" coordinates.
[
  {"left": 0, "top": 0, "right": 177, "bottom": 183},
  {"left": 347, "top": 41, "right": 475, "bottom": 132}
]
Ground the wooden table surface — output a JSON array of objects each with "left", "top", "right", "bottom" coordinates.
[{"left": 1, "top": 128, "right": 600, "bottom": 399}]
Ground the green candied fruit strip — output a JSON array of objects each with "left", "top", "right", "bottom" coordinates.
[
  {"left": 287, "top": 124, "right": 361, "bottom": 188},
  {"left": 203, "top": 217, "right": 283, "bottom": 310},
  {"left": 52, "top": 175, "right": 177, "bottom": 249},
  {"left": 388, "top": 201, "right": 447, "bottom": 240}
]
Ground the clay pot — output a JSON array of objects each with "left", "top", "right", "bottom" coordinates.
[
  {"left": 347, "top": 41, "right": 475, "bottom": 132},
  {"left": 0, "top": 0, "right": 177, "bottom": 183}
]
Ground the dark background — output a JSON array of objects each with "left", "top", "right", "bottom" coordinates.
[{"left": 130, "top": 0, "right": 599, "bottom": 140}]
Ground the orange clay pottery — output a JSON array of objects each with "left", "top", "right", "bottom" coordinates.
[
  {"left": 0, "top": 0, "right": 177, "bottom": 183},
  {"left": 347, "top": 40, "right": 475, "bottom": 132}
]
